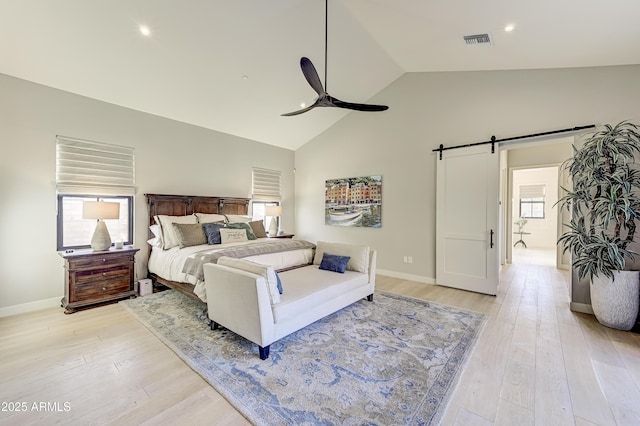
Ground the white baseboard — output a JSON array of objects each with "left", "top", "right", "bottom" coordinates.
[
  {"left": 0, "top": 296, "right": 62, "bottom": 318},
  {"left": 570, "top": 302, "right": 594, "bottom": 315},
  {"left": 376, "top": 269, "right": 436, "bottom": 285}
]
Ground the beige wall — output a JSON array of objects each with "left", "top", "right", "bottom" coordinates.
[
  {"left": 0, "top": 73, "right": 294, "bottom": 313},
  {"left": 294, "top": 65, "right": 640, "bottom": 285}
]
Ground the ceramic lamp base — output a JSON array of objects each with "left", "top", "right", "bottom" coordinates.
[
  {"left": 268, "top": 217, "right": 278, "bottom": 236},
  {"left": 91, "top": 220, "right": 112, "bottom": 251}
]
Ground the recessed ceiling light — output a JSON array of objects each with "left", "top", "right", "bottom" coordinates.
[
  {"left": 241, "top": 75, "right": 249, "bottom": 80},
  {"left": 504, "top": 24, "right": 515, "bottom": 32},
  {"left": 139, "top": 25, "right": 151, "bottom": 37}
]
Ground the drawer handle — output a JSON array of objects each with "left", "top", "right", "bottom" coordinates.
[
  {"left": 102, "top": 259, "right": 106, "bottom": 262},
  {"left": 102, "top": 287, "right": 107, "bottom": 291},
  {"left": 102, "top": 272, "right": 106, "bottom": 276}
]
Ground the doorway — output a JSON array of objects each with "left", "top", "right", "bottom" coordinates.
[
  {"left": 510, "top": 166, "right": 558, "bottom": 266},
  {"left": 500, "top": 136, "right": 574, "bottom": 268}
]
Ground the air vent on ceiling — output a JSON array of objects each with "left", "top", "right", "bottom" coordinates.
[{"left": 463, "top": 33, "right": 493, "bottom": 46}]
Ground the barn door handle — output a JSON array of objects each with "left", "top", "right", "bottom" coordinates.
[{"left": 490, "top": 229, "right": 495, "bottom": 248}]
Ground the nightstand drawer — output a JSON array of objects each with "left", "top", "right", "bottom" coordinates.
[
  {"left": 69, "top": 255, "right": 131, "bottom": 270},
  {"left": 74, "top": 266, "right": 130, "bottom": 285},
  {"left": 73, "top": 278, "right": 131, "bottom": 302}
]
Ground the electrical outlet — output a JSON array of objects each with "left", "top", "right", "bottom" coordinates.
[
  {"left": 407, "top": 256, "right": 413, "bottom": 264},
  {"left": 403, "top": 256, "right": 408, "bottom": 263}
]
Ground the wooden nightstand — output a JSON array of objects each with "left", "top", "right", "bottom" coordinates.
[
  {"left": 267, "top": 232, "right": 295, "bottom": 239},
  {"left": 59, "top": 247, "right": 139, "bottom": 314}
]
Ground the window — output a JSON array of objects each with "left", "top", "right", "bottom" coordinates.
[
  {"left": 57, "top": 195, "right": 133, "bottom": 250},
  {"left": 251, "top": 167, "right": 282, "bottom": 228},
  {"left": 251, "top": 201, "right": 280, "bottom": 228},
  {"left": 56, "top": 136, "right": 135, "bottom": 250},
  {"left": 519, "top": 184, "right": 545, "bottom": 219}
]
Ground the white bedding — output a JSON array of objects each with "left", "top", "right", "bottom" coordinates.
[{"left": 148, "top": 238, "right": 314, "bottom": 302}]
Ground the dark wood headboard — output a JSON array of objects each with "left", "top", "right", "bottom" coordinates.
[
  {"left": 145, "top": 193, "right": 250, "bottom": 228},
  {"left": 144, "top": 194, "right": 250, "bottom": 301}
]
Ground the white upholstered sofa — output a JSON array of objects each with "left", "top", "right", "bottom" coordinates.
[{"left": 203, "top": 241, "right": 376, "bottom": 360}]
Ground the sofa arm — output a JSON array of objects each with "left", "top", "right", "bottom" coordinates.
[
  {"left": 203, "top": 263, "right": 275, "bottom": 347},
  {"left": 368, "top": 250, "right": 377, "bottom": 286}
]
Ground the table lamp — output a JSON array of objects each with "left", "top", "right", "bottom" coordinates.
[
  {"left": 83, "top": 201, "right": 120, "bottom": 251},
  {"left": 264, "top": 205, "right": 282, "bottom": 236}
]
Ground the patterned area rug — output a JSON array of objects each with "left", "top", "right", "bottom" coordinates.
[{"left": 120, "top": 290, "right": 486, "bottom": 425}]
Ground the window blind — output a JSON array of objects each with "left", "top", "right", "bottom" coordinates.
[
  {"left": 56, "top": 136, "right": 135, "bottom": 195},
  {"left": 252, "top": 167, "right": 281, "bottom": 201},
  {"left": 519, "top": 184, "right": 545, "bottom": 199}
]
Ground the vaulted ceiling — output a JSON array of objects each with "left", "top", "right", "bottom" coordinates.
[{"left": 2, "top": 0, "right": 639, "bottom": 150}]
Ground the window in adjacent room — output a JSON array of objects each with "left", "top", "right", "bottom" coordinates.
[
  {"left": 251, "top": 167, "right": 281, "bottom": 227},
  {"left": 56, "top": 136, "right": 135, "bottom": 250},
  {"left": 519, "top": 184, "right": 545, "bottom": 219}
]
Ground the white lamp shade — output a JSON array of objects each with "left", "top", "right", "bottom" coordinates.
[
  {"left": 264, "top": 205, "right": 282, "bottom": 217},
  {"left": 83, "top": 201, "right": 120, "bottom": 220}
]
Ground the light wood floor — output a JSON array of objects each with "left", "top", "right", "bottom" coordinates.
[{"left": 1, "top": 262, "right": 640, "bottom": 425}]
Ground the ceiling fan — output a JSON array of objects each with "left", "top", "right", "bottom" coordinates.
[{"left": 281, "top": 0, "right": 389, "bottom": 116}]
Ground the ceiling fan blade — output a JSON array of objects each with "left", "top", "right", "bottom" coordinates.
[
  {"left": 331, "top": 97, "right": 389, "bottom": 112},
  {"left": 280, "top": 99, "right": 321, "bottom": 116},
  {"left": 300, "top": 57, "right": 325, "bottom": 96}
]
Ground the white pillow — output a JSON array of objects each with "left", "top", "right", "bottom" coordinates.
[
  {"left": 217, "top": 257, "right": 280, "bottom": 304},
  {"left": 147, "top": 237, "right": 161, "bottom": 248},
  {"left": 195, "top": 212, "right": 227, "bottom": 224},
  {"left": 225, "top": 214, "right": 253, "bottom": 223},
  {"left": 219, "top": 228, "right": 248, "bottom": 244},
  {"left": 149, "top": 224, "right": 164, "bottom": 247},
  {"left": 155, "top": 214, "right": 198, "bottom": 249},
  {"left": 313, "top": 241, "right": 370, "bottom": 273}
]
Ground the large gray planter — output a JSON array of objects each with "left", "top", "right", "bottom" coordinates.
[{"left": 590, "top": 271, "right": 640, "bottom": 330}]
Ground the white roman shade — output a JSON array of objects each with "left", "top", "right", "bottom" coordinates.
[
  {"left": 56, "top": 136, "right": 135, "bottom": 195},
  {"left": 519, "top": 184, "right": 545, "bottom": 199},
  {"left": 252, "top": 167, "right": 281, "bottom": 201}
]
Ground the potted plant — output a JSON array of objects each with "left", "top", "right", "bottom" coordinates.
[{"left": 557, "top": 120, "right": 640, "bottom": 330}]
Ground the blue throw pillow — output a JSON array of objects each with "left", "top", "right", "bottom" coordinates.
[
  {"left": 319, "top": 253, "right": 351, "bottom": 273},
  {"left": 202, "top": 222, "right": 226, "bottom": 245},
  {"left": 275, "top": 271, "right": 283, "bottom": 294}
]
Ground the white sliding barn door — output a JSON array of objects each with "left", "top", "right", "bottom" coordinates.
[{"left": 436, "top": 144, "right": 499, "bottom": 295}]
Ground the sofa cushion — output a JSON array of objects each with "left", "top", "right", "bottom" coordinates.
[
  {"left": 319, "top": 253, "right": 350, "bottom": 273},
  {"left": 272, "top": 266, "right": 369, "bottom": 323},
  {"left": 313, "top": 241, "right": 370, "bottom": 273},
  {"left": 217, "top": 257, "right": 281, "bottom": 304}
]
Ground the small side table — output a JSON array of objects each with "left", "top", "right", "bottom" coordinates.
[
  {"left": 268, "top": 232, "right": 295, "bottom": 239},
  {"left": 513, "top": 231, "right": 531, "bottom": 248}
]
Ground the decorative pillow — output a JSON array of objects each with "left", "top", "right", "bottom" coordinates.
[
  {"left": 195, "top": 212, "right": 227, "bottom": 224},
  {"left": 227, "top": 222, "right": 257, "bottom": 240},
  {"left": 319, "top": 253, "right": 351, "bottom": 273},
  {"left": 219, "top": 228, "right": 248, "bottom": 244},
  {"left": 275, "top": 271, "right": 283, "bottom": 294},
  {"left": 202, "top": 222, "right": 226, "bottom": 245},
  {"left": 249, "top": 220, "right": 268, "bottom": 238},
  {"left": 225, "top": 214, "right": 253, "bottom": 223},
  {"left": 155, "top": 214, "right": 198, "bottom": 249},
  {"left": 313, "top": 241, "right": 370, "bottom": 273},
  {"left": 217, "top": 257, "right": 281, "bottom": 304},
  {"left": 172, "top": 223, "right": 207, "bottom": 248}
]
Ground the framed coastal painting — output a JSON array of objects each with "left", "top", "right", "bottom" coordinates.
[{"left": 325, "top": 175, "right": 382, "bottom": 227}]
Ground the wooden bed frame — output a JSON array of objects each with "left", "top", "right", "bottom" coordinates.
[{"left": 145, "top": 193, "right": 251, "bottom": 301}]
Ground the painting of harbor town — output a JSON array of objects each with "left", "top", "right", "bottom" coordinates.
[{"left": 325, "top": 175, "right": 382, "bottom": 227}]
